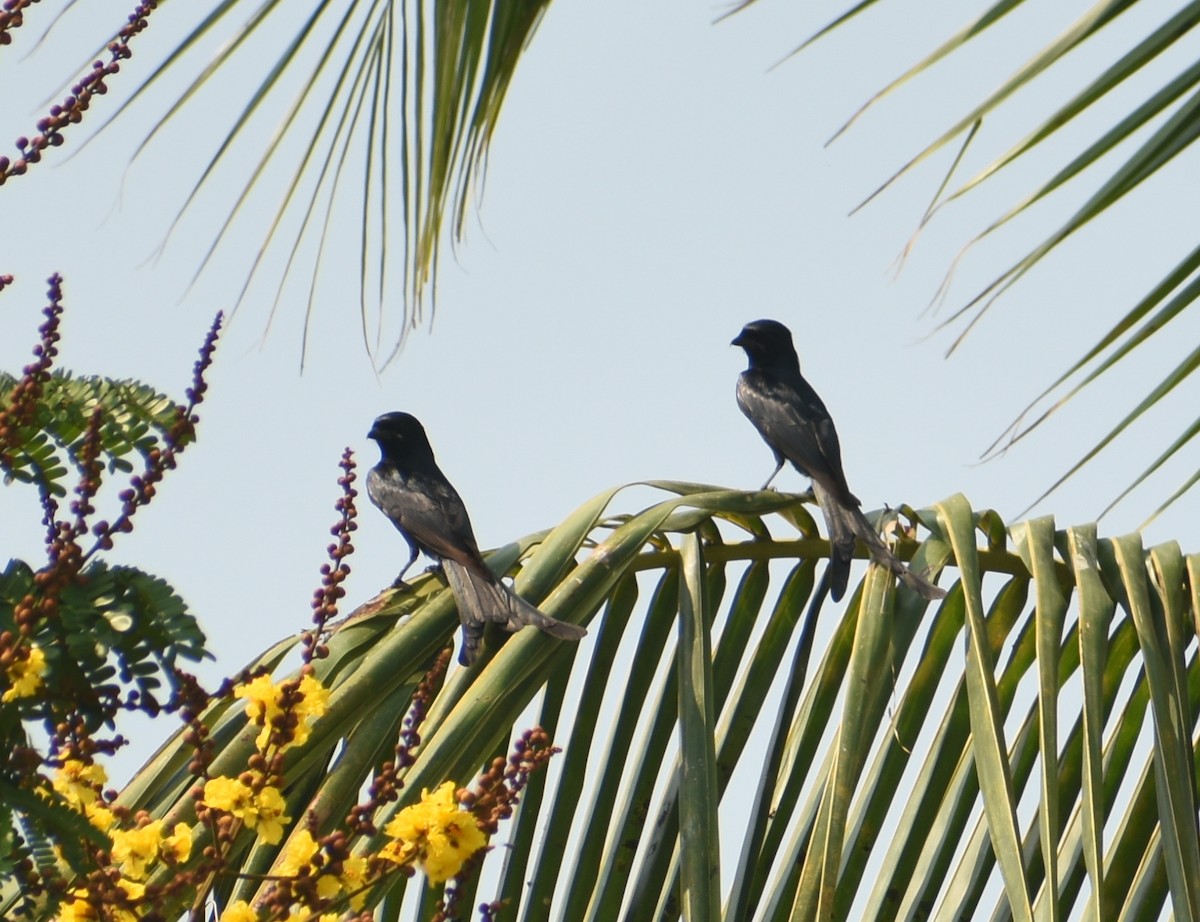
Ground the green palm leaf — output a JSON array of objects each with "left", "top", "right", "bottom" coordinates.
[
  {"left": 0, "top": 370, "right": 188, "bottom": 496},
  {"left": 79, "top": 484, "right": 1200, "bottom": 921},
  {"left": 85, "top": 0, "right": 550, "bottom": 366}
]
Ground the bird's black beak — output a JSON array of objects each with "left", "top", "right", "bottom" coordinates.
[
  {"left": 367, "top": 423, "right": 381, "bottom": 440},
  {"left": 731, "top": 332, "right": 748, "bottom": 348}
]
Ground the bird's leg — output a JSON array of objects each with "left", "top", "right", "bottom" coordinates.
[
  {"left": 760, "top": 458, "right": 784, "bottom": 491},
  {"left": 391, "top": 541, "right": 421, "bottom": 591}
]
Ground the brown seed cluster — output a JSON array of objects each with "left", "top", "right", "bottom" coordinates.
[
  {"left": 464, "top": 726, "right": 560, "bottom": 837},
  {"left": 0, "top": 274, "right": 62, "bottom": 479},
  {"left": 81, "top": 311, "right": 222, "bottom": 568},
  {"left": 304, "top": 448, "right": 358, "bottom": 664},
  {"left": 398, "top": 646, "right": 450, "bottom": 769},
  {"left": 0, "top": 1, "right": 157, "bottom": 185},
  {"left": 344, "top": 646, "right": 452, "bottom": 845},
  {"left": 0, "top": 280, "right": 68, "bottom": 693},
  {"left": 175, "top": 670, "right": 216, "bottom": 780},
  {"left": 431, "top": 886, "right": 463, "bottom": 922},
  {"left": 425, "top": 727, "right": 561, "bottom": 920},
  {"left": 0, "top": 0, "right": 38, "bottom": 46}
]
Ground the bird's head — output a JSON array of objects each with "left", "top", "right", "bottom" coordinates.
[
  {"left": 368, "top": 411, "right": 434, "bottom": 461},
  {"left": 732, "top": 319, "right": 800, "bottom": 371}
]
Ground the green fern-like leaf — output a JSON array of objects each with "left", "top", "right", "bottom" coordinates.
[
  {"left": 2, "top": 779, "right": 108, "bottom": 878},
  {"left": 0, "top": 559, "right": 207, "bottom": 732},
  {"left": 0, "top": 371, "right": 188, "bottom": 497}
]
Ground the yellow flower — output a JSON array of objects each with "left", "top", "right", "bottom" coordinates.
[
  {"left": 422, "top": 816, "right": 487, "bottom": 883},
  {"left": 235, "top": 674, "right": 329, "bottom": 751},
  {"left": 378, "top": 837, "right": 417, "bottom": 868},
  {"left": 278, "top": 828, "right": 368, "bottom": 908},
  {"left": 201, "top": 777, "right": 291, "bottom": 844},
  {"left": 218, "top": 900, "right": 259, "bottom": 922},
  {"left": 283, "top": 911, "right": 341, "bottom": 922},
  {"left": 111, "top": 821, "right": 165, "bottom": 879},
  {"left": 117, "top": 878, "right": 145, "bottom": 901},
  {"left": 276, "top": 828, "right": 319, "bottom": 877},
  {"left": 315, "top": 872, "right": 343, "bottom": 900},
  {"left": 234, "top": 674, "right": 282, "bottom": 725},
  {"left": 162, "top": 822, "right": 193, "bottom": 863},
  {"left": 84, "top": 801, "right": 115, "bottom": 831},
  {"left": 56, "top": 890, "right": 97, "bottom": 922},
  {"left": 247, "top": 785, "right": 290, "bottom": 844},
  {"left": 201, "top": 776, "right": 252, "bottom": 813},
  {"left": 339, "top": 855, "right": 369, "bottom": 909},
  {"left": 3, "top": 643, "right": 46, "bottom": 701},
  {"left": 294, "top": 674, "right": 330, "bottom": 720},
  {"left": 52, "top": 759, "right": 107, "bottom": 810},
  {"left": 380, "top": 782, "right": 486, "bottom": 884},
  {"left": 288, "top": 675, "right": 330, "bottom": 748},
  {"left": 107, "top": 819, "right": 190, "bottom": 878},
  {"left": 64, "top": 878, "right": 141, "bottom": 922}
]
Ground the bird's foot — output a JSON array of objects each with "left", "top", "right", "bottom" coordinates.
[{"left": 390, "top": 576, "right": 414, "bottom": 593}]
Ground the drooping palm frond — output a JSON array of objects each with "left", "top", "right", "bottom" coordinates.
[
  {"left": 88, "top": 0, "right": 550, "bottom": 367},
  {"left": 783, "top": 0, "right": 1200, "bottom": 518},
  {"left": 88, "top": 484, "right": 1200, "bottom": 921}
]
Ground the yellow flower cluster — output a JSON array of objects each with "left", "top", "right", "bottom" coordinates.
[
  {"left": 2, "top": 643, "right": 46, "bottom": 702},
  {"left": 39, "top": 668, "right": 488, "bottom": 920},
  {"left": 218, "top": 902, "right": 259, "bottom": 922},
  {"left": 111, "top": 819, "right": 193, "bottom": 879},
  {"left": 48, "top": 758, "right": 197, "bottom": 920},
  {"left": 213, "top": 782, "right": 484, "bottom": 920},
  {"left": 276, "top": 829, "right": 368, "bottom": 908},
  {"left": 379, "top": 782, "right": 487, "bottom": 884},
  {"left": 218, "top": 899, "right": 342, "bottom": 922},
  {"left": 56, "top": 878, "right": 145, "bottom": 922},
  {"left": 51, "top": 758, "right": 106, "bottom": 810},
  {"left": 55, "top": 893, "right": 97, "bottom": 922},
  {"left": 201, "top": 775, "right": 291, "bottom": 845},
  {"left": 234, "top": 674, "right": 329, "bottom": 752},
  {"left": 55, "top": 873, "right": 159, "bottom": 921},
  {"left": 51, "top": 758, "right": 116, "bottom": 829}
]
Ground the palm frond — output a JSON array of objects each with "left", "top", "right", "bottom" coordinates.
[
  {"left": 95, "top": 485, "right": 1200, "bottom": 920},
  {"left": 93, "top": 0, "right": 549, "bottom": 366}
]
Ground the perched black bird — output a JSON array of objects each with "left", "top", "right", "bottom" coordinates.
[
  {"left": 366, "top": 412, "right": 587, "bottom": 665},
  {"left": 732, "top": 320, "right": 944, "bottom": 601}
]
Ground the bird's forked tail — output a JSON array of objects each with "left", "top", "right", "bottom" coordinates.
[
  {"left": 813, "top": 483, "right": 945, "bottom": 602},
  {"left": 443, "top": 560, "right": 587, "bottom": 664}
]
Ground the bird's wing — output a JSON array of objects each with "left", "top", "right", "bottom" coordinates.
[
  {"left": 736, "top": 372, "right": 859, "bottom": 505},
  {"left": 367, "top": 465, "right": 492, "bottom": 578}
]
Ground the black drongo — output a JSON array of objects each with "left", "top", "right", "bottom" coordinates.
[
  {"left": 733, "top": 319, "right": 944, "bottom": 601},
  {"left": 366, "top": 412, "right": 587, "bottom": 664}
]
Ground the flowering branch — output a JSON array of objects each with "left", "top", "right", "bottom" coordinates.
[
  {"left": 304, "top": 449, "right": 357, "bottom": 665},
  {"left": 0, "top": 0, "right": 38, "bottom": 48},
  {"left": 0, "top": 1, "right": 157, "bottom": 185}
]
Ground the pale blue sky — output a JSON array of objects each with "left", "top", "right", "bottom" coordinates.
[{"left": 2, "top": 0, "right": 1198, "bottom": 811}]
